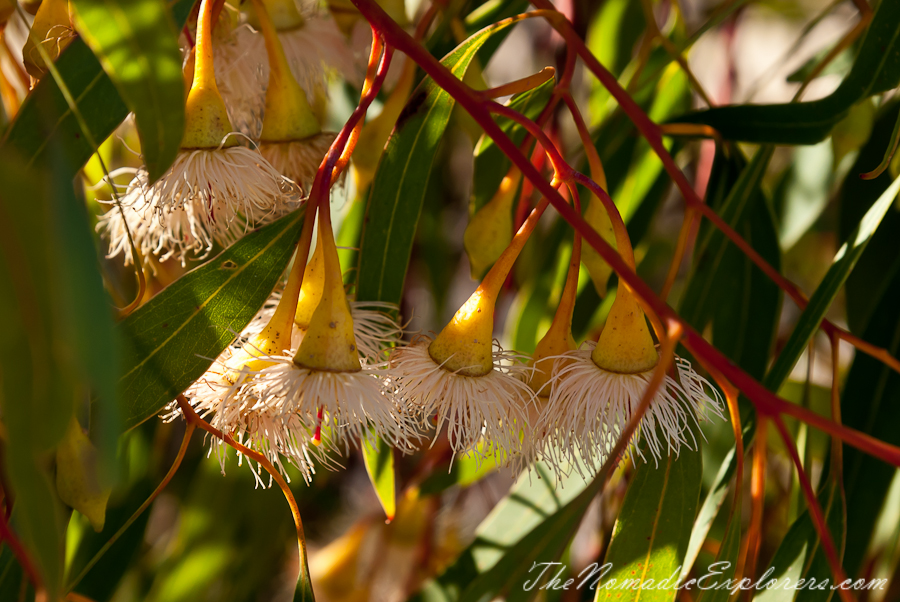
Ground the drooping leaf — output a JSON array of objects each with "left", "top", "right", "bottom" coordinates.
[
  {"left": 766, "top": 174, "right": 900, "bottom": 390},
  {"left": 362, "top": 436, "right": 396, "bottom": 521},
  {"left": 675, "top": 0, "right": 900, "bottom": 143},
  {"left": 117, "top": 210, "right": 304, "bottom": 431},
  {"left": 0, "top": 0, "right": 195, "bottom": 178},
  {"left": 70, "top": 0, "right": 185, "bottom": 181},
  {"left": 595, "top": 446, "right": 701, "bottom": 602},
  {"left": 680, "top": 145, "right": 781, "bottom": 574},
  {"left": 695, "top": 493, "right": 742, "bottom": 602},
  {"left": 840, "top": 101, "right": 900, "bottom": 336},
  {"left": 0, "top": 152, "right": 73, "bottom": 600},
  {"left": 836, "top": 101, "right": 900, "bottom": 574},
  {"left": 67, "top": 474, "right": 157, "bottom": 600},
  {"left": 840, "top": 260, "right": 900, "bottom": 575}
]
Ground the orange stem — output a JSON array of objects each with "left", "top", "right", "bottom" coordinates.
[{"left": 176, "top": 397, "right": 312, "bottom": 590}]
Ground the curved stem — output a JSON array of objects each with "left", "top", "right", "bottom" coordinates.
[
  {"left": 309, "top": 30, "right": 392, "bottom": 209},
  {"left": 562, "top": 92, "right": 606, "bottom": 190},
  {"left": 66, "top": 422, "right": 196, "bottom": 593},
  {"left": 556, "top": 184, "right": 583, "bottom": 324},
  {"left": 572, "top": 172, "right": 635, "bottom": 271},
  {"left": 176, "top": 397, "right": 313, "bottom": 592},
  {"left": 478, "top": 67, "right": 555, "bottom": 100},
  {"left": 480, "top": 194, "right": 553, "bottom": 300},
  {"left": 249, "top": 0, "right": 293, "bottom": 86},
  {"left": 660, "top": 207, "right": 697, "bottom": 302},
  {"left": 266, "top": 199, "right": 320, "bottom": 328}
]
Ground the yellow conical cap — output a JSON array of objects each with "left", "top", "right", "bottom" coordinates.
[
  {"left": 292, "top": 216, "right": 360, "bottom": 372},
  {"left": 591, "top": 287, "right": 658, "bottom": 374},
  {"left": 294, "top": 236, "right": 326, "bottom": 329},
  {"left": 428, "top": 286, "right": 496, "bottom": 377}
]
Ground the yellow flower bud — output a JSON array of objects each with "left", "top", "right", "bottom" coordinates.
[
  {"left": 428, "top": 286, "right": 496, "bottom": 377},
  {"left": 463, "top": 171, "right": 520, "bottom": 280}
]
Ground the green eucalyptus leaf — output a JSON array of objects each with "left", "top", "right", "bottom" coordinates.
[
  {"left": 362, "top": 435, "right": 396, "bottom": 521},
  {"left": 71, "top": 0, "right": 185, "bottom": 182},
  {"left": 766, "top": 174, "right": 900, "bottom": 390},
  {"left": 595, "top": 446, "right": 701, "bottom": 602},
  {"left": 674, "top": 0, "right": 900, "bottom": 143},
  {"left": 0, "top": 152, "right": 73, "bottom": 600},
  {"left": 694, "top": 494, "right": 742, "bottom": 602},
  {"left": 840, "top": 101, "right": 900, "bottom": 336},
  {"left": 117, "top": 210, "right": 304, "bottom": 431},
  {"left": 836, "top": 102, "right": 900, "bottom": 573},
  {"left": 752, "top": 479, "right": 844, "bottom": 602},
  {"left": 840, "top": 264, "right": 900, "bottom": 575}
]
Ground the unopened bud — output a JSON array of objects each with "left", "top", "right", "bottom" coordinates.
[{"left": 463, "top": 172, "right": 520, "bottom": 280}]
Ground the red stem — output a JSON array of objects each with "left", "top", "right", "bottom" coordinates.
[
  {"left": 0, "top": 506, "right": 42, "bottom": 594},
  {"left": 348, "top": 0, "right": 900, "bottom": 471},
  {"left": 309, "top": 29, "right": 393, "bottom": 209},
  {"left": 774, "top": 415, "right": 853, "bottom": 602}
]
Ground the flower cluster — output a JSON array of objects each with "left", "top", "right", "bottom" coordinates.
[
  {"left": 167, "top": 191, "right": 723, "bottom": 486},
  {"left": 97, "top": 0, "right": 351, "bottom": 270},
  {"left": 98, "top": 0, "right": 725, "bottom": 486}
]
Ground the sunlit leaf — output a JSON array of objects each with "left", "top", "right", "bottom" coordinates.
[
  {"left": 0, "top": 0, "right": 195, "bottom": 178},
  {"left": 595, "top": 446, "right": 701, "bottom": 602},
  {"left": 117, "top": 210, "right": 304, "bottom": 431},
  {"left": 415, "top": 463, "right": 596, "bottom": 602},
  {"left": 362, "top": 436, "right": 396, "bottom": 521},
  {"left": 71, "top": 0, "right": 185, "bottom": 181}
]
